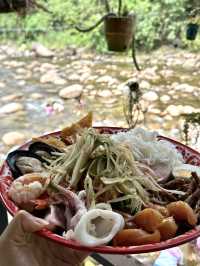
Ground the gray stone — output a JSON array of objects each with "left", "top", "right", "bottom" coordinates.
[
  {"left": 2, "top": 131, "right": 25, "bottom": 146},
  {"left": 0, "top": 103, "right": 24, "bottom": 114},
  {"left": 59, "top": 84, "right": 83, "bottom": 99},
  {"left": 40, "top": 71, "right": 66, "bottom": 85},
  {"left": 175, "top": 83, "right": 195, "bottom": 93},
  {"left": 166, "top": 105, "right": 181, "bottom": 117},
  {"left": 1, "top": 94, "right": 23, "bottom": 102},
  {"left": 32, "top": 43, "right": 54, "bottom": 58},
  {"left": 0, "top": 82, "right": 5, "bottom": 88},
  {"left": 97, "top": 90, "right": 113, "bottom": 98},
  {"left": 96, "top": 75, "right": 118, "bottom": 85},
  {"left": 30, "top": 93, "right": 43, "bottom": 100},
  {"left": 142, "top": 91, "right": 158, "bottom": 102},
  {"left": 140, "top": 80, "right": 151, "bottom": 90},
  {"left": 160, "top": 95, "right": 171, "bottom": 103}
]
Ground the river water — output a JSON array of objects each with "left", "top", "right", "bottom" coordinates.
[{"left": 0, "top": 44, "right": 199, "bottom": 161}]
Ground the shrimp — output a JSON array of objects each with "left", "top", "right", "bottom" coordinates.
[{"left": 8, "top": 172, "right": 50, "bottom": 206}]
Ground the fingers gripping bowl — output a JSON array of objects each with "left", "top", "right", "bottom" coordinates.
[{"left": 0, "top": 115, "right": 200, "bottom": 254}]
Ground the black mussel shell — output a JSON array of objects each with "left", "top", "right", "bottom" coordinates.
[
  {"left": 6, "top": 150, "right": 43, "bottom": 179},
  {"left": 29, "top": 142, "right": 61, "bottom": 156}
]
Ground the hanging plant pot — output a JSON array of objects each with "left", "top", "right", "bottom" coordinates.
[
  {"left": 0, "top": 0, "right": 27, "bottom": 12},
  {"left": 186, "top": 23, "right": 199, "bottom": 41},
  {"left": 104, "top": 15, "right": 134, "bottom": 52},
  {"left": 0, "top": 0, "right": 50, "bottom": 13}
]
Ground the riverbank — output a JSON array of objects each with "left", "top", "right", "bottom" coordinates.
[{"left": 0, "top": 43, "right": 199, "bottom": 163}]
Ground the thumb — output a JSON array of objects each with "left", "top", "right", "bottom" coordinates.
[{"left": 2, "top": 210, "right": 49, "bottom": 241}]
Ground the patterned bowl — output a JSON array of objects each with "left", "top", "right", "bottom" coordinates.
[{"left": 0, "top": 127, "right": 200, "bottom": 254}]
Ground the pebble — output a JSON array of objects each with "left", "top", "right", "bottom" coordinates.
[
  {"left": 32, "top": 43, "right": 54, "bottom": 58},
  {"left": 175, "top": 83, "right": 195, "bottom": 93},
  {"left": 59, "top": 84, "right": 83, "bottom": 99},
  {"left": 139, "top": 80, "right": 151, "bottom": 90},
  {"left": 2, "top": 132, "right": 25, "bottom": 146},
  {"left": 30, "top": 93, "right": 43, "bottom": 99},
  {"left": 96, "top": 75, "right": 118, "bottom": 85},
  {"left": 0, "top": 103, "right": 24, "bottom": 114},
  {"left": 0, "top": 82, "right": 5, "bottom": 88},
  {"left": 142, "top": 91, "right": 158, "bottom": 102},
  {"left": 40, "top": 71, "right": 66, "bottom": 85},
  {"left": 166, "top": 105, "right": 181, "bottom": 117},
  {"left": 67, "top": 73, "right": 80, "bottom": 81},
  {"left": 160, "top": 95, "right": 171, "bottom": 103},
  {"left": 1, "top": 94, "right": 23, "bottom": 102},
  {"left": 97, "top": 90, "right": 113, "bottom": 98}
]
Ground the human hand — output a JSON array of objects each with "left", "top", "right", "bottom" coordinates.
[{"left": 0, "top": 210, "right": 89, "bottom": 266}]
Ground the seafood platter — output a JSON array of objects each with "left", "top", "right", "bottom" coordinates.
[{"left": 0, "top": 112, "right": 200, "bottom": 254}]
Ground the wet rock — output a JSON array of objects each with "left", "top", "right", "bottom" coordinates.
[
  {"left": 67, "top": 73, "right": 80, "bottom": 81},
  {"left": 175, "top": 83, "right": 195, "bottom": 93},
  {"left": 16, "top": 68, "right": 27, "bottom": 74},
  {"left": 0, "top": 103, "right": 24, "bottom": 114},
  {"left": 40, "top": 71, "right": 66, "bottom": 85},
  {"left": 159, "top": 69, "right": 174, "bottom": 78},
  {"left": 30, "top": 93, "right": 43, "bottom": 99},
  {"left": 1, "top": 94, "right": 23, "bottom": 102},
  {"left": 18, "top": 80, "right": 26, "bottom": 86},
  {"left": 32, "top": 43, "right": 54, "bottom": 58},
  {"left": 160, "top": 95, "right": 171, "bottom": 103},
  {"left": 59, "top": 84, "right": 83, "bottom": 99},
  {"left": 181, "top": 105, "right": 195, "bottom": 114},
  {"left": 2, "top": 131, "right": 25, "bottom": 146},
  {"left": 96, "top": 75, "right": 118, "bottom": 85},
  {"left": 140, "top": 80, "right": 151, "bottom": 90},
  {"left": 3, "top": 61, "right": 25, "bottom": 68},
  {"left": 0, "top": 82, "right": 5, "bottom": 88},
  {"left": 40, "top": 63, "right": 56, "bottom": 71},
  {"left": 166, "top": 105, "right": 181, "bottom": 117},
  {"left": 97, "top": 90, "right": 113, "bottom": 98},
  {"left": 142, "top": 91, "right": 158, "bottom": 102}
]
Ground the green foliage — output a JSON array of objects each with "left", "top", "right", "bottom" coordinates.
[{"left": 0, "top": 0, "right": 199, "bottom": 51}]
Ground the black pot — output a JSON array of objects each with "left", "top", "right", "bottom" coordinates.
[
  {"left": 186, "top": 23, "right": 199, "bottom": 41},
  {"left": 104, "top": 16, "right": 134, "bottom": 52},
  {"left": 0, "top": 0, "right": 26, "bottom": 12}
]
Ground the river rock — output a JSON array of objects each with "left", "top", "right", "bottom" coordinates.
[
  {"left": 166, "top": 105, "right": 181, "bottom": 117},
  {"left": 142, "top": 91, "right": 158, "bottom": 102},
  {"left": 96, "top": 75, "right": 118, "bottom": 85},
  {"left": 175, "top": 83, "right": 195, "bottom": 93},
  {"left": 1, "top": 94, "right": 23, "bottom": 102},
  {"left": 0, "top": 82, "right": 5, "bottom": 88},
  {"left": 2, "top": 132, "right": 25, "bottom": 146},
  {"left": 59, "top": 84, "right": 83, "bottom": 99},
  {"left": 97, "top": 89, "right": 113, "bottom": 98},
  {"left": 160, "top": 95, "right": 171, "bottom": 103},
  {"left": 30, "top": 93, "right": 43, "bottom": 99},
  {"left": 67, "top": 73, "right": 80, "bottom": 81},
  {"left": 40, "top": 63, "right": 56, "bottom": 71},
  {"left": 40, "top": 71, "right": 66, "bottom": 85},
  {"left": 140, "top": 80, "right": 151, "bottom": 90},
  {"left": 0, "top": 103, "right": 24, "bottom": 114},
  {"left": 18, "top": 80, "right": 26, "bottom": 86},
  {"left": 32, "top": 43, "right": 54, "bottom": 58}
]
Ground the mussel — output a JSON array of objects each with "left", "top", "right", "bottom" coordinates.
[{"left": 6, "top": 142, "right": 61, "bottom": 179}]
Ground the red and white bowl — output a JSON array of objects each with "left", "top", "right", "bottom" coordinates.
[{"left": 0, "top": 127, "right": 200, "bottom": 254}]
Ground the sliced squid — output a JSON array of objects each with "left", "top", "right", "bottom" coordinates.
[{"left": 70, "top": 209, "right": 124, "bottom": 247}]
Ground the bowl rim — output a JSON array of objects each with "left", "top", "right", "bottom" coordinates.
[{"left": 1, "top": 126, "right": 200, "bottom": 254}]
